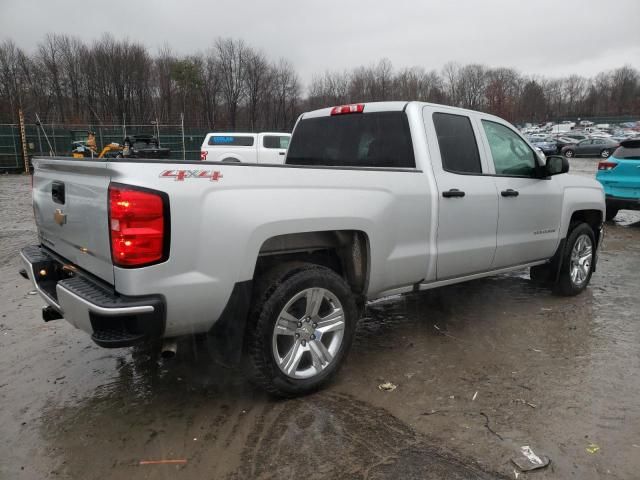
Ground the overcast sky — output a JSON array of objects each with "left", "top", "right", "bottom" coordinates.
[{"left": 1, "top": 0, "right": 639, "bottom": 88}]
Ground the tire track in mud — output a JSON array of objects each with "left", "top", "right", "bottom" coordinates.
[{"left": 228, "top": 392, "right": 504, "bottom": 480}]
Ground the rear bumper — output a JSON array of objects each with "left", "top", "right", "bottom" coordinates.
[
  {"left": 605, "top": 194, "right": 640, "bottom": 211},
  {"left": 20, "top": 245, "right": 165, "bottom": 348}
]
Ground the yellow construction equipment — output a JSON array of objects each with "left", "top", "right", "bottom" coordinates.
[{"left": 71, "top": 131, "right": 123, "bottom": 158}]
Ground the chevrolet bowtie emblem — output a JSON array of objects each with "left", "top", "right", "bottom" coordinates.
[{"left": 54, "top": 208, "right": 67, "bottom": 226}]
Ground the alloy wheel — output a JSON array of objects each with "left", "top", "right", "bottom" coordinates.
[
  {"left": 271, "top": 287, "right": 345, "bottom": 379},
  {"left": 569, "top": 234, "right": 593, "bottom": 287}
]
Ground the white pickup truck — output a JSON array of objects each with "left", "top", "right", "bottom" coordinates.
[
  {"left": 200, "top": 132, "right": 291, "bottom": 163},
  {"left": 21, "top": 102, "right": 605, "bottom": 396}
]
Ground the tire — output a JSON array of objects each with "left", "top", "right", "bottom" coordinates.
[
  {"left": 555, "top": 223, "right": 595, "bottom": 296},
  {"left": 564, "top": 149, "right": 575, "bottom": 158},
  {"left": 600, "top": 149, "right": 611, "bottom": 158},
  {"left": 246, "top": 262, "right": 358, "bottom": 397},
  {"left": 605, "top": 205, "right": 619, "bottom": 221}
]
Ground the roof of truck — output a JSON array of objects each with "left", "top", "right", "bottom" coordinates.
[
  {"left": 203, "top": 132, "right": 291, "bottom": 137},
  {"left": 301, "top": 101, "right": 505, "bottom": 122}
]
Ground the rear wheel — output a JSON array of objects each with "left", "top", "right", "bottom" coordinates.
[
  {"left": 600, "top": 149, "right": 611, "bottom": 158},
  {"left": 247, "top": 262, "right": 357, "bottom": 397},
  {"left": 555, "top": 223, "right": 595, "bottom": 296},
  {"left": 564, "top": 149, "right": 575, "bottom": 158}
]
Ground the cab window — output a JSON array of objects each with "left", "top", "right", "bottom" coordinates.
[
  {"left": 482, "top": 121, "right": 537, "bottom": 177},
  {"left": 263, "top": 136, "right": 290, "bottom": 149},
  {"left": 432, "top": 113, "right": 482, "bottom": 174}
]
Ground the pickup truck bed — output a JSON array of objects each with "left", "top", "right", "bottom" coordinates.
[{"left": 22, "top": 101, "right": 605, "bottom": 396}]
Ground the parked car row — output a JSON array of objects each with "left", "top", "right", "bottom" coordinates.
[
  {"left": 523, "top": 119, "right": 640, "bottom": 158},
  {"left": 561, "top": 138, "right": 621, "bottom": 158},
  {"left": 527, "top": 134, "right": 631, "bottom": 159}
]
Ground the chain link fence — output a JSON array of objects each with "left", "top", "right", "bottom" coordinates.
[{"left": 0, "top": 122, "right": 212, "bottom": 172}]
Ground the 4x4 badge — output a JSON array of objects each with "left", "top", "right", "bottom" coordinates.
[
  {"left": 159, "top": 170, "right": 223, "bottom": 182},
  {"left": 54, "top": 209, "right": 67, "bottom": 226}
]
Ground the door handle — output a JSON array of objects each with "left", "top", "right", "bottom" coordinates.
[
  {"left": 501, "top": 189, "right": 519, "bottom": 197},
  {"left": 442, "top": 189, "right": 465, "bottom": 198},
  {"left": 279, "top": 152, "right": 285, "bottom": 155}
]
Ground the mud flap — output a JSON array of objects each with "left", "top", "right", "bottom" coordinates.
[
  {"left": 206, "top": 280, "right": 253, "bottom": 366},
  {"left": 551, "top": 237, "right": 567, "bottom": 283}
]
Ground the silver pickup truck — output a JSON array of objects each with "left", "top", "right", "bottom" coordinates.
[{"left": 21, "top": 102, "right": 605, "bottom": 396}]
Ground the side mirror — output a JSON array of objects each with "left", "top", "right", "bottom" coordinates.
[{"left": 545, "top": 155, "right": 569, "bottom": 176}]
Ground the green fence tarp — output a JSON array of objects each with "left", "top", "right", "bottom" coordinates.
[{"left": 0, "top": 124, "right": 211, "bottom": 171}]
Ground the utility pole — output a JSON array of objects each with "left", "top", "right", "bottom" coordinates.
[
  {"left": 181, "top": 113, "right": 185, "bottom": 161},
  {"left": 18, "top": 109, "right": 29, "bottom": 174}
]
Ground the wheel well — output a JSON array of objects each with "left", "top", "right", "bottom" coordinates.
[
  {"left": 569, "top": 209, "right": 602, "bottom": 243},
  {"left": 254, "top": 230, "right": 370, "bottom": 296}
]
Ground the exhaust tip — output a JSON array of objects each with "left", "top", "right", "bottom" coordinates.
[
  {"left": 42, "top": 305, "right": 63, "bottom": 322},
  {"left": 160, "top": 339, "right": 177, "bottom": 359}
]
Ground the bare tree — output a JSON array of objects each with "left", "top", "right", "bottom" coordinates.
[
  {"left": 270, "top": 59, "right": 300, "bottom": 130},
  {"left": 57, "top": 35, "right": 85, "bottom": 121},
  {"left": 485, "top": 68, "right": 520, "bottom": 120},
  {"left": 520, "top": 80, "right": 546, "bottom": 121},
  {"left": 37, "top": 34, "right": 67, "bottom": 122},
  {"left": 609, "top": 66, "right": 639, "bottom": 115},
  {"left": 563, "top": 75, "right": 586, "bottom": 116},
  {"left": 215, "top": 38, "right": 247, "bottom": 130},
  {"left": 0, "top": 40, "right": 27, "bottom": 117},
  {"left": 458, "top": 64, "right": 487, "bottom": 110},
  {"left": 442, "top": 62, "right": 461, "bottom": 106},
  {"left": 244, "top": 48, "right": 269, "bottom": 130},
  {"left": 374, "top": 58, "right": 393, "bottom": 100}
]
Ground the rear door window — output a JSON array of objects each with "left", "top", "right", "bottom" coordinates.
[
  {"left": 286, "top": 112, "right": 415, "bottom": 168},
  {"left": 208, "top": 135, "right": 254, "bottom": 147},
  {"left": 263, "top": 136, "right": 290, "bottom": 149},
  {"left": 432, "top": 113, "right": 482, "bottom": 174}
]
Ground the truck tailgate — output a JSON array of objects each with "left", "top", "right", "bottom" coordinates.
[{"left": 32, "top": 158, "right": 114, "bottom": 284}]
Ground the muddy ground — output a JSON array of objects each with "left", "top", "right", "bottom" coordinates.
[{"left": 1, "top": 159, "right": 639, "bottom": 479}]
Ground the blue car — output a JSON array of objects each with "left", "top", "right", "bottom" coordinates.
[
  {"left": 528, "top": 137, "right": 558, "bottom": 155},
  {"left": 596, "top": 139, "right": 640, "bottom": 220}
]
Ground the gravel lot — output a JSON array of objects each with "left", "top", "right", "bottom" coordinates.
[{"left": 1, "top": 158, "right": 639, "bottom": 479}]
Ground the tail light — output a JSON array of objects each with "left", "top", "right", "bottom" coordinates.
[
  {"left": 330, "top": 104, "right": 365, "bottom": 115},
  {"left": 109, "top": 184, "right": 169, "bottom": 267},
  {"left": 598, "top": 161, "right": 618, "bottom": 171},
  {"left": 200, "top": 150, "right": 208, "bottom": 161}
]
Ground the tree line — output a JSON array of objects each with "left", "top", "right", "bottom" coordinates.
[{"left": 0, "top": 33, "right": 639, "bottom": 131}]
